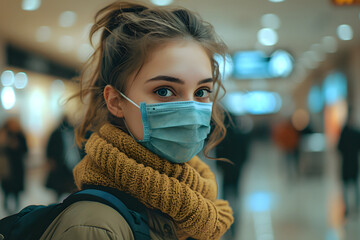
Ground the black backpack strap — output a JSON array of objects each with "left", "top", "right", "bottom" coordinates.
[
  {"left": 63, "top": 189, "right": 150, "bottom": 240},
  {"left": 0, "top": 203, "right": 65, "bottom": 240}
]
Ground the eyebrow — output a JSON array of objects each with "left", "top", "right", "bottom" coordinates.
[{"left": 146, "top": 75, "right": 213, "bottom": 85}]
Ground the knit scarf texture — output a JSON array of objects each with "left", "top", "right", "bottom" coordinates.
[{"left": 73, "top": 124, "right": 233, "bottom": 240}]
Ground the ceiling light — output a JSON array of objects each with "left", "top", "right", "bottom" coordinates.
[
  {"left": 300, "top": 51, "right": 318, "bottom": 69},
  {"left": 304, "top": 50, "right": 321, "bottom": 62},
  {"left": 36, "top": 26, "right": 51, "bottom": 42},
  {"left": 261, "top": 13, "right": 281, "bottom": 29},
  {"left": 22, "top": 0, "right": 41, "bottom": 11},
  {"left": 59, "top": 11, "right": 77, "bottom": 28},
  {"left": 14, "top": 72, "right": 28, "bottom": 89},
  {"left": 337, "top": 24, "right": 353, "bottom": 41},
  {"left": 268, "top": 0, "right": 284, "bottom": 2},
  {"left": 1, "top": 70, "right": 15, "bottom": 86},
  {"left": 322, "top": 36, "right": 337, "bottom": 53},
  {"left": 150, "top": 0, "right": 173, "bottom": 6},
  {"left": 268, "top": 50, "right": 293, "bottom": 77},
  {"left": 310, "top": 44, "right": 325, "bottom": 61},
  {"left": 1, "top": 87, "right": 16, "bottom": 110},
  {"left": 257, "top": 28, "right": 278, "bottom": 46}
]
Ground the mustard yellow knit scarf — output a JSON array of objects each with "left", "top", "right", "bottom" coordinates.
[{"left": 73, "top": 124, "right": 233, "bottom": 239}]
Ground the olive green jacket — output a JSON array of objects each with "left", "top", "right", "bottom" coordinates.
[{"left": 40, "top": 201, "right": 178, "bottom": 240}]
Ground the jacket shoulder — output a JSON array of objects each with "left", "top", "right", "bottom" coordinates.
[{"left": 40, "top": 201, "right": 134, "bottom": 240}]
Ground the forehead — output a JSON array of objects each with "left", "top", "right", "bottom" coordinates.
[{"left": 130, "top": 40, "right": 213, "bottom": 83}]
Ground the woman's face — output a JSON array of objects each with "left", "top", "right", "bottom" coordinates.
[{"left": 120, "top": 40, "right": 213, "bottom": 140}]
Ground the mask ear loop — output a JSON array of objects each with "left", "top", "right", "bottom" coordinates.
[
  {"left": 123, "top": 118, "right": 137, "bottom": 140},
  {"left": 119, "top": 92, "right": 140, "bottom": 109},
  {"left": 113, "top": 88, "right": 141, "bottom": 140}
]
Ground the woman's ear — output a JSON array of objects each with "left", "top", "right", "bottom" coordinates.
[{"left": 104, "top": 85, "right": 124, "bottom": 118}]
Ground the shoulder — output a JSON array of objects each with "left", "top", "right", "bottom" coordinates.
[{"left": 41, "top": 201, "right": 134, "bottom": 240}]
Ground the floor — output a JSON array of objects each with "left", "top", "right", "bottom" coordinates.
[
  {"left": 215, "top": 140, "right": 360, "bottom": 240},
  {"left": 0, "top": 139, "right": 359, "bottom": 240}
]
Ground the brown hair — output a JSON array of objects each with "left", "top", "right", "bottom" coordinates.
[{"left": 75, "top": 1, "right": 228, "bottom": 159}]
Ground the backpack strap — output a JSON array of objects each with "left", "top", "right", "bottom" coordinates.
[
  {"left": 63, "top": 189, "right": 150, "bottom": 240},
  {"left": 0, "top": 189, "right": 150, "bottom": 240},
  {"left": 1, "top": 203, "right": 65, "bottom": 240}
]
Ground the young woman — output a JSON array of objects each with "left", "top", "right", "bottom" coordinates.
[{"left": 41, "top": 1, "right": 233, "bottom": 239}]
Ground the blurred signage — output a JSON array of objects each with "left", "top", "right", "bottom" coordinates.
[
  {"left": 331, "top": 0, "right": 360, "bottom": 5},
  {"left": 232, "top": 50, "right": 293, "bottom": 79},
  {"left": 223, "top": 91, "right": 282, "bottom": 115}
]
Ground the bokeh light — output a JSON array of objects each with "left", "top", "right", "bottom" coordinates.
[
  {"left": 223, "top": 92, "right": 246, "bottom": 115},
  {"left": 337, "top": 24, "right": 353, "bottom": 41},
  {"left": 322, "top": 36, "right": 337, "bottom": 53},
  {"left": 1, "top": 87, "right": 16, "bottom": 110},
  {"left": 268, "top": 50, "right": 293, "bottom": 77},
  {"left": 59, "top": 11, "right": 77, "bottom": 28},
  {"left": 150, "top": 0, "right": 173, "bottom": 6},
  {"left": 22, "top": 0, "right": 41, "bottom": 11},
  {"left": 1, "top": 70, "right": 15, "bottom": 86},
  {"left": 14, "top": 72, "right": 28, "bottom": 89},
  {"left": 261, "top": 13, "right": 281, "bottom": 29},
  {"left": 244, "top": 91, "right": 282, "bottom": 115},
  {"left": 258, "top": 28, "right": 278, "bottom": 46}
]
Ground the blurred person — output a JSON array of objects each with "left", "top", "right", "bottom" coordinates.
[
  {"left": 0, "top": 118, "right": 28, "bottom": 214},
  {"left": 215, "top": 113, "right": 251, "bottom": 239},
  {"left": 271, "top": 119, "right": 300, "bottom": 180},
  {"left": 45, "top": 116, "right": 80, "bottom": 200},
  {"left": 40, "top": 1, "right": 233, "bottom": 239},
  {"left": 337, "top": 114, "right": 360, "bottom": 218}
]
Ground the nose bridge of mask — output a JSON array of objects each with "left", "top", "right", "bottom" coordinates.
[
  {"left": 140, "top": 101, "right": 212, "bottom": 142},
  {"left": 144, "top": 101, "right": 213, "bottom": 129}
]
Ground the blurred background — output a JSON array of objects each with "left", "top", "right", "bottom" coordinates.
[{"left": 0, "top": 0, "right": 360, "bottom": 239}]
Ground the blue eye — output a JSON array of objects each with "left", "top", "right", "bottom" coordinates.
[
  {"left": 155, "top": 88, "right": 173, "bottom": 97},
  {"left": 195, "top": 89, "right": 211, "bottom": 98}
]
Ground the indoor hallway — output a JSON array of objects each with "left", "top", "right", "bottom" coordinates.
[{"left": 230, "top": 139, "right": 360, "bottom": 240}]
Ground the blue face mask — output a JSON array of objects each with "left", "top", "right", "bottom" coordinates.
[{"left": 119, "top": 92, "right": 213, "bottom": 164}]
